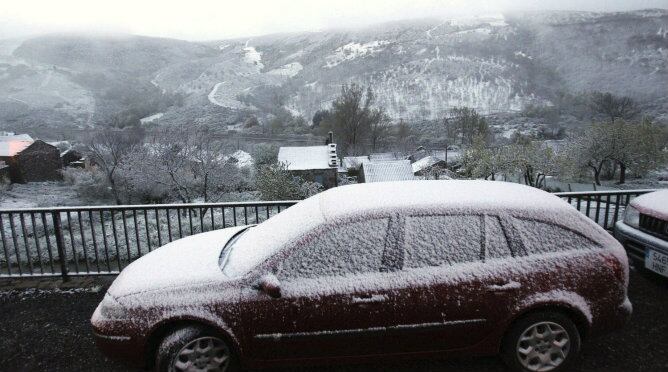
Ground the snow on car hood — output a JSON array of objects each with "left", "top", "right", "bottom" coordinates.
[
  {"left": 630, "top": 189, "right": 668, "bottom": 221},
  {"left": 107, "top": 226, "right": 247, "bottom": 298}
]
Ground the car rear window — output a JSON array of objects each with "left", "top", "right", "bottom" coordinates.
[
  {"left": 403, "top": 215, "right": 482, "bottom": 268},
  {"left": 513, "top": 218, "right": 599, "bottom": 255},
  {"left": 278, "top": 218, "right": 390, "bottom": 280}
]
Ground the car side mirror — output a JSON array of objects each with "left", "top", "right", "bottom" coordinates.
[{"left": 257, "top": 274, "right": 281, "bottom": 299}]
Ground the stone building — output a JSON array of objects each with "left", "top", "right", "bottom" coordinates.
[
  {"left": 277, "top": 144, "right": 339, "bottom": 189},
  {"left": 0, "top": 135, "right": 62, "bottom": 183}
]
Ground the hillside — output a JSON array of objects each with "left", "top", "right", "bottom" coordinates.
[{"left": 0, "top": 9, "right": 666, "bottom": 135}]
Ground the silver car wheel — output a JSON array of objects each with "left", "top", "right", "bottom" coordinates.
[
  {"left": 516, "top": 321, "right": 570, "bottom": 372},
  {"left": 171, "top": 336, "right": 230, "bottom": 372}
]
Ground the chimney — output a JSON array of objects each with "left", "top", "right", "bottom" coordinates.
[
  {"left": 327, "top": 143, "right": 338, "bottom": 168},
  {"left": 326, "top": 131, "right": 334, "bottom": 145}
]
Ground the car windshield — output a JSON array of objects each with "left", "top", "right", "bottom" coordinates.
[{"left": 220, "top": 195, "right": 325, "bottom": 277}]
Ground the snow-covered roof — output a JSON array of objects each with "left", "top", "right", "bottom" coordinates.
[
  {"left": 342, "top": 156, "right": 370, "bottom": 170},
  {"left": 362, "top": 160, "right": 415, "bottom": 183},
  {"left": 278, "top": 145, "right": 337, "bottom": 170},
  {"left": 227, "top": 150, "right": 254, "bottom": 168},
  {"left": 369, "top": 152, "right": 404, "bottom": 162},
  {"left": 631, "top": 189, "right": 668, "bottom": 220},
  {"left": 0, "top": 133, "right": 35, "bottom": 157},
  {"left": 0, "top": 139, "right": 33, "bottom": 157},
  {"left": 0, "top": 133, "right": 33, "bottom": 142},
  {"left": 412, "top": 156, "right": 446, "bottom": 173}
]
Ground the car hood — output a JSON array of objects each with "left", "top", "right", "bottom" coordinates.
[
  {"left": 107, "top": 226, "right": 248, "bottom": 299},
  {"left": 631, "top": 190, "right": 668, "bottom": 221}
]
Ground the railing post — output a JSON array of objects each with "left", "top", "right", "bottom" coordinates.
[{"left": 51, "top": 211, "right": 69, "bottom": 282}]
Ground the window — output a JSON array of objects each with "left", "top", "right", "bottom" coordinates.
[
  {"left": 403, "top": 215, "right": 482, "bottom": 268},
  {"left": 278, "top": 218, "right": 390, "bottom": 280},
  {"left": 484, "top": 215, "right": 512, "bottom": 260},
  {"left": 513, "top": 218, "right": 599, "bottom": 255}
]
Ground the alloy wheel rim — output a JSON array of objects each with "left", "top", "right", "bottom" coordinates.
[
  {"left": 172, "top": 336, "right": 230, "bottom": 372},
  {"left": 516, "top": 321, "right": 570, "bottom": 372}
]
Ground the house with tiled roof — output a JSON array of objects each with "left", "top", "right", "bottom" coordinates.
[
  {"left": 277, "top": 143, "right": 339, "bottom": 189},
  {"left": 0, "top": 134, "right": 62, "bottom": 183}
]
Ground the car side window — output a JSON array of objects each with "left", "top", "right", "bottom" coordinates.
[
  {"left": 403, "top": 215, "right": 482, "bottom": 269},
  {"left": 277, "top": 218, "right": 390, "bottom": 280},
  {"left": 513, "top": 218, "right": 599, "bottom": 255},
  {"left": 484, "top": 215, "right": 512, "bottom": 260}
]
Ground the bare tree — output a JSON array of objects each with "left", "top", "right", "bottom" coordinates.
[
  {"left": 132, "top": 124, "right": 243, "bottom": 203},
  {"left": 134, "top": 125, "right": 197, "bottom": 203},
  {"left": 445, "top": 107, "right": 489, "bottom": 146},
  {"left": 504, "top": 136, "right": 556, "bottom": 189},
  {"left": 85, "top": 127, "right": 144, "bottom": 204},
  {"left": 608, "top": 119, "right": 666, "bottom": 184},
  {"left": 561, "top": 119, "right": 666, "bottom": 185},
  {"left": 394, "top": 119, "right": 414, "bottom": 152},
  {"left": 188, "top": 126, "right": 238, "bottom": 202},
  {"left": 461, "top": 135, "right": 505, "bottom": 180},
  {"left": 561, "top": 123, "right": 611, "bottom": 185},
  {"left": 325, "top": 84, "right": 388, "bottom": 155},
  {"left": 368, "top": 111, "right": 392, "bottom": 152},
  {"left": 589, "top": 92, "right": 639, "bottom": 123}
]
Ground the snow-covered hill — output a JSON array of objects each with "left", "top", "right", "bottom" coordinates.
[
  {"left": 160, "top": 9, "right": 668, "bottom": 123},
  {"left": 1, "top": 9, "right": 667, "bottom": 132}
]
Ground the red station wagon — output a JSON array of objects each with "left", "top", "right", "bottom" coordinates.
[{"left": 92, "top": 181, "right": 631, "bottom": 372}]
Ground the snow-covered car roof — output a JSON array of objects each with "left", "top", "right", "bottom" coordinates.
[
  {"left": 318, "top": 180, "right": 572, "bottom": 220},
  {"left": 630, "top": 189, "right": 668, "bottom": 220},
  {"left": 223, "top": 180, "right": 601, "bottom": 278}
]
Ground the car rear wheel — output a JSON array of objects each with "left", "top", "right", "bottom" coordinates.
[
  {"left": 155, "top": 325, "right": 239, "bottom": 372},
  {"left": 501, "top": 311, "right": 581, "bottom": 372}
]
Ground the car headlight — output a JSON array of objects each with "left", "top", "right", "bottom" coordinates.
[
  {"left": 623, "top": 205, "right": 640, "bottom": 229},
  {"left": 98, "top": 294, "right": 128, "bottom": 320}
]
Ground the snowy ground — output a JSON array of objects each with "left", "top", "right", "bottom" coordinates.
[
  {"left": 0, "top": 268, "right": 666, "bottom": 371},
  {"left": 0, "top": 182, "right": 94, "bottom": 209}
]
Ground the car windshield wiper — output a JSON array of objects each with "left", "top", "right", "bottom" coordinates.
[{"left": 218, "top": 227, "right": 250, "bottom": 271}]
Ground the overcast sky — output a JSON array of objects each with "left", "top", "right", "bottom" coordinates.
[{"left": 1, "top": 0, "right": 667, "bottom": 41}]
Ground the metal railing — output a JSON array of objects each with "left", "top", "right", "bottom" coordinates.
[
  {"left": 0, "top": 189, "right": 657, "bottom": 280},
  {"left": 554, "top": 189, "right": 655, "bottom": 231},
  {"left": 0, "top": 201, "right": 296, "bottom": 280}
]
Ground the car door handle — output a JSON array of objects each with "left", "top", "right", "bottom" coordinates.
[
  {"left": 351, "top": 294, "right": 387, "bottom": 304},
  {"left": 486, "top": 281, "right": 521, "bottom": 292}
]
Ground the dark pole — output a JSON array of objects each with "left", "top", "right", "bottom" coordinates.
[{"left": 51, "top": 211, "right": 69, "bottom": 282}]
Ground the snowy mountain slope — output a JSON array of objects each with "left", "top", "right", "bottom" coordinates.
[
  {"left": 186, "top": 9, "right": 667, "bottom": 122},
  {"left": 1, "top": 9, "right": 667, "bottom": 133}
]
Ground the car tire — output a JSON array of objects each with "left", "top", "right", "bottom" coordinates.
[
  {"left": 501, "top": 311, "right": 581, "bottom": 372},
  {"left": 155, "top": 325, "right": 240, "bottom": 372}
]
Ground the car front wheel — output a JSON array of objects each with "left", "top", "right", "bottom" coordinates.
[
  {"left": 155, "top": 325, "right": 239, "bottom": 372},
  {"left": 501, "top": 311, "right": 581, "bottom": 372}
]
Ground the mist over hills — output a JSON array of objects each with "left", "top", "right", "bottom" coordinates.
[{"left": 0, "top": 9, "right": 666, "bottom": 137}]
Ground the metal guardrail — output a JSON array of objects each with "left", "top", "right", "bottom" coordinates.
[
  {"left": 0, "top": 201, "right": 297, "bottom": 280},
  {"left": 553, "top": 189, "right": 655, "bottom": 231},
  {"left": 0, "top": 189, "right": 657, "bottom": 280}
]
